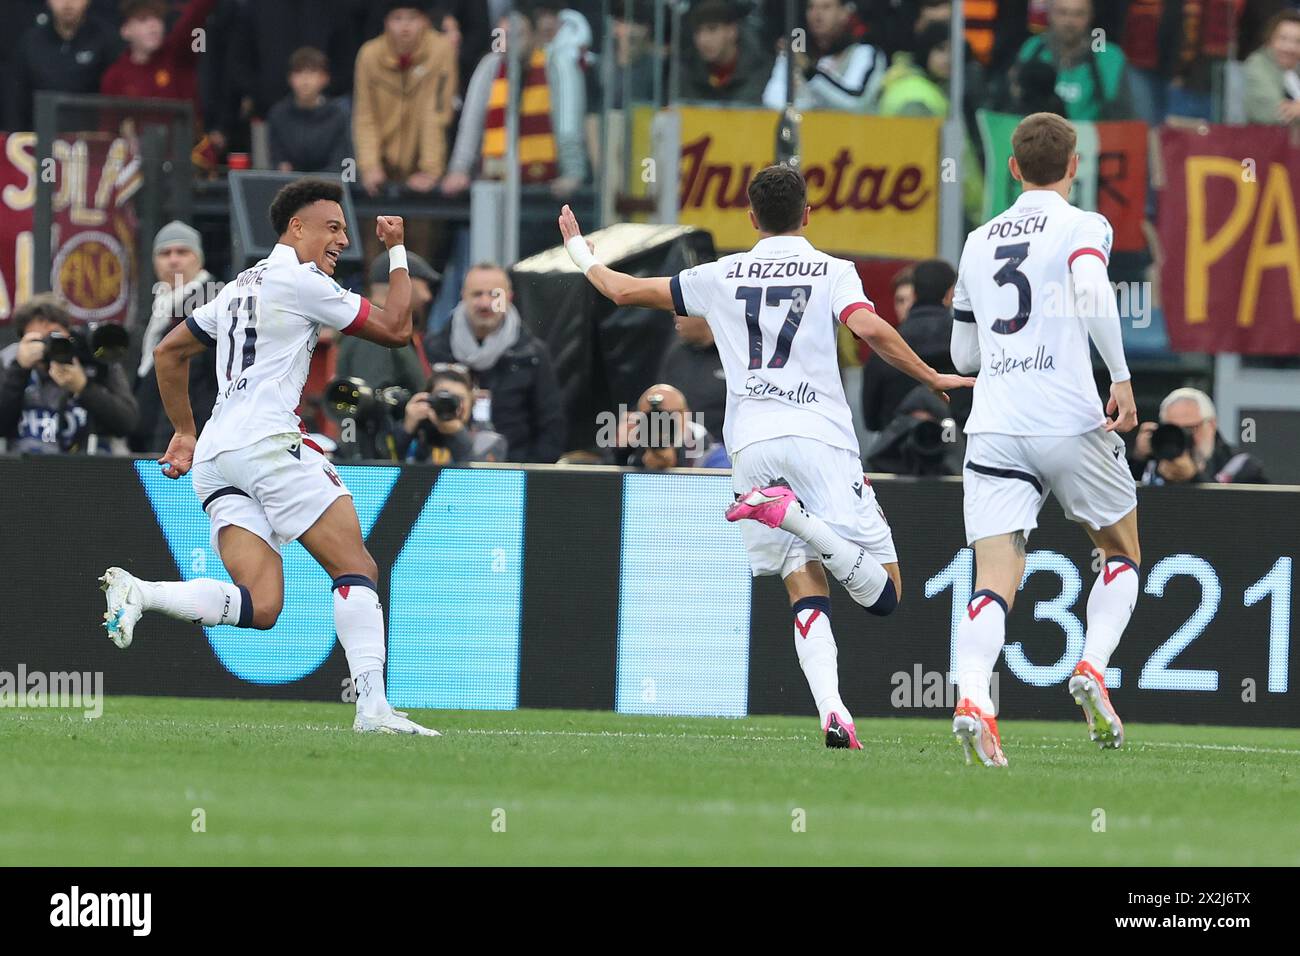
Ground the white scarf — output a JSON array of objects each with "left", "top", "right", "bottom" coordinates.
[
  {"left": 1285, "top": 69, "right": 1300, "bottom": 103},
  {"left": 449, "top": 301, "right": 521, "bottom": 372},
  {"left": 139, "top": 270, "right": 213, "bottom": 377}
]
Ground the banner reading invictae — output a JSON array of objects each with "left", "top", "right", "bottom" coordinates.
[
  {"left": 978, "top": 110, "right": 1147, "bottom": 254},
  {"left": 1158, "top": 126, "right": 1300, "bottom": 355},
  {"left": 631, "top": 107, "right": 940, "bottom": 258}
]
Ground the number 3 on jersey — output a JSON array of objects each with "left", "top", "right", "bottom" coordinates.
[
  {"left": 736, "top": 284, "right": 812, "bottom": 369},
  {"left": 225, "top": 294, "right": 259, "bottom": 381},
  {"left": 991, "top": 242, "right": 1031, "bottom": 335}
]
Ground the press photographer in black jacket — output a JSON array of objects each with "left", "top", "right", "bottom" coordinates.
[
  {"left": 0, "top": 296, "right": 137, "bottom": 454},
  {"left": 388, "top": 363, "right": 508, "bottom": 464},
  {"left": 1134, "top": 387, "right": 1267, "bottom": 485}
]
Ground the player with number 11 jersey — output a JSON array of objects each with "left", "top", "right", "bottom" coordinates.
[{"left": 100, "top": 178, "right": 439, "bottom": 736}]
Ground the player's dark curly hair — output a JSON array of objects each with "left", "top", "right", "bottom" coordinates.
[
  {"left": 269, "top": 178, "right": 344, "bottom": 236},
  {"left": 747, "top": 163, "right": 807, "bottom": 235}
]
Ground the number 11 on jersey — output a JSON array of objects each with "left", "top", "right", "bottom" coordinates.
[{"left": 225, "top": 295, "right": 259, "bottom": 381}]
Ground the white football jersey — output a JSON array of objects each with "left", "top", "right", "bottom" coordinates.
[
  {"left": 672, "top": 235, "right": 872, "bottom": 456},
  {"left": 954, "top": 189, "right": 1114, "bottom": 437},
  {"left": 187, "top": 243, "right": 370, "bottom": 463}
]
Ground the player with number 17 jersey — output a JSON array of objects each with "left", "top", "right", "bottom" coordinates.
[
  {"left": 670, "top": 235, "right": 867, "bottom": 458},
  {"left": 558, "top": 165, "right": 973, "bottom": 751}
]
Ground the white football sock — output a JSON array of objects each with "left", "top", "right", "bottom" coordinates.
[
  {"left": 333, "top": 575, "right": 389, "bottom": 716},
  {"left": 779, "top": 500, "right": 888, "bottom": 608},
  {"left": 792, "top": 596, "right": 851, "bottom": 727},
  {"left": 954, "top": 590, "right": 1007, "bottom": 715},
  {"left": 1082, "top": 557, "right": 1139, "bottom": 673},
  {"left": 136, "top": 578, "right": 247, "bottom": 626}
]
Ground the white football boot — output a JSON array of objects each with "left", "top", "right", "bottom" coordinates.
[
  {"left": 353, "top": 707, "right": 441, "bottom": 737},
  {"left": 952, "top": 698, "right": 1008, "bottom": 767},
  {"left": 1068, "top": 661, "right": 1125, "bottom": 749},
  {"left": 99, "top": 566, "right": 145, "bottom": 648}
]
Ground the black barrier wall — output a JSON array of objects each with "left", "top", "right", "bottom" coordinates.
[{"left": 1, "top": 456, "right": 1296, "bottom": 727}]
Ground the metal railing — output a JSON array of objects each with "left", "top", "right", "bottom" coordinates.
[{"left": 32, "top": 92, "right": 192, "bottom": 332}]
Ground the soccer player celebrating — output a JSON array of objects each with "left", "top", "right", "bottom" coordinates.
[
  {"left": 559, "top": 165, "right": 973, "bottom": 749},
  {"left": 100, "top": 179, "right": 439, "bottom": 736},
  {"left": 949, "top": 112, "right": 1140, "bottom": 766}
]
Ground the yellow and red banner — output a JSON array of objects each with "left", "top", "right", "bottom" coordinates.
[
  {"left": 0, "top": 131, "right": 141, "bottom": 326},
  {"left": 631, "top": 106, "right": 940, "bottom": 259},
  {"left": 1159, "top": 126, "right": 1300, "bottom": 355}
]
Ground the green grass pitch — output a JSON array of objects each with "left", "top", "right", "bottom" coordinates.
[{"left": 3, "top": 696, "right": 1299, "bottom": 866}]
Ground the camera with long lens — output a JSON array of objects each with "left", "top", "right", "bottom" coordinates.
[
  {"left": 866, "top": 411, "right": 957, "bottom": 476},
  {"left": 325, "top": 376, "right": 414, "bottom": 436},
  {"left": 429, "top": 389, "right": 462, "bottom": 422},
  {"left": 903, "top": 417, "right": 954, "bottom": 472},
  {"left": 43, "top": 323, "right": 130, "bottom": 371},
  {"left": 326, "top": 377, "right": 431, "bottom": 458},
  {"left": 326, "top": 377, "right": 412, "bottom": 424},
  {"left": 896, "top": 416, "right": 955, "bottom": 475},
  {"left": 1149, "top": 423, "right": 1196, "bottom": 462}
]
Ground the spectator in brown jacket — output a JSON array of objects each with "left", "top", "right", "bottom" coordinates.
[{"left": 352, "top": 1, "right": 458, "bottom": 196}]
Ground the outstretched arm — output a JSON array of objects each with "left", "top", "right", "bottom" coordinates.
[
  {"left": 558, "top": 205, "right": 674, "bottom": 310},
  {"left": 843, "top": 306, "right": 975, "bottom": 404}
]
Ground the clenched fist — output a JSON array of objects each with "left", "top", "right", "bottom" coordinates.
[{"left": 376, "top": 215, "right": 405, "bottom": 248}]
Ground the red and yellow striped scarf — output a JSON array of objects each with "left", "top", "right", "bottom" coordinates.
[
  {"left": 1121, "top": 0, "right": 1237, "bottom": 72},
  {"left": 482, "top": 48, "right": 557, "bottom": 184}
]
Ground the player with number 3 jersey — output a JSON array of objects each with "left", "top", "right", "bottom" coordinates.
[
  {"left": 559, "top": 165, "right": 974, "bottom": 750},
  {"left": 99, "top": 179, "right": 439, "bottom": 736},
  {"left": 948, "top": 113, "right": 1142, "bottom": 767}
]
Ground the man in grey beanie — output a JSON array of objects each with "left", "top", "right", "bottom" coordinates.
[{"left": 132, "top": 220, "right": 221, "bottom": 452}]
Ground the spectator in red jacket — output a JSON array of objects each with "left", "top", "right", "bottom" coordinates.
[{"left": 99, "top": 0, "right": 218, "bottom": 126}]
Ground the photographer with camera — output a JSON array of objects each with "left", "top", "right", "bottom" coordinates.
[
  {"left": 0, "top": 295, "right": 138, "bottom": 454},
  {"left": 389, "top": 363, "right": 507, "bottom": 464},
  {"left": 865, "top": 386, "right": 958, "bottom": 476},
  {"left": 1134, "top": 387, "right": 1267, "bottom": 485},
  {"left": 611, "top": 384, "right": 729, "bottom": 470}
]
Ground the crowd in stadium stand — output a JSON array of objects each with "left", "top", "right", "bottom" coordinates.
[
  {"left": 6, "top": 0, "right": 1297, "bottom": 184},
  {"left": 1, "top": 0, "right": 1296, "bottom": 473}
]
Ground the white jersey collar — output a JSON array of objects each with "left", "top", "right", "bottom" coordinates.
[
  {"left": 750, "top": 234, "right": 814, "bottom": 255},
  {"left": 270, "top": 243, "right": 302, "bottom": 263},
  {"left": 1012, "top": 189, "right": 1069, "bottom": 210}
]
